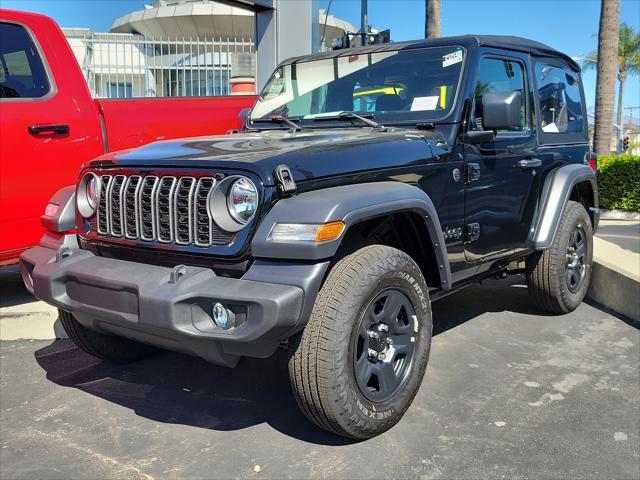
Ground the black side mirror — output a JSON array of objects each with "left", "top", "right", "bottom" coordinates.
[
  {"left": 237, "top": 108, "right": 251, "bottom": 131},
  {"left": 482, "top": 90, "right": 522, "bottom": 131}
]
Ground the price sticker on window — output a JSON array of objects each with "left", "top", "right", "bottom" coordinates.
[{"left": 442, "top": 49, "right": 463, "bottom": 68}]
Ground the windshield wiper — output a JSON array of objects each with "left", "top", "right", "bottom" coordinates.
[
  {"left": 252, "top": 115, "right": 302, "bottom": 132},
  {"left": 312, "top": 112, "right": 386, "bottom": 131}
]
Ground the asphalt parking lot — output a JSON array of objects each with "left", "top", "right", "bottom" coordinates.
[{"left": 1, "top": 276, "right": 639, "bottom": 480}]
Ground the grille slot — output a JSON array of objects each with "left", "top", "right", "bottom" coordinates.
[
  {"left": 96, "top": 175, "right": 112, "bottom": 235},
  {"left": 139, "top": 176, "right": 158, "bottom": 241},
  {"left": 108, "top": 175, "right": 126, "bottom": 237},
  {"left": 93, "top": 172, "right": 235, "bottom": 248},
  {"left": 155, "top": 177, "right": 177, "bottom": 243},
  {"left": 194, "top": 177, "right": 215, "bottom": 246},
  {"left": 123, "top": 176, "right": 142, "bottom": 239},
  {"left": 174, "top": 177, "right": 196, "bottom": 245}
]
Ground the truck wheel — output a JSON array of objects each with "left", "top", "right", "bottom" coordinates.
[
  {"left": 59, "top": 309, "right": 157, "bottom": 363},
  {"left": 526, "top": 200, "right": 593, "bottom": 314},
  {"left": 288, "top": 245, "right": 432, "bottom": 439}
]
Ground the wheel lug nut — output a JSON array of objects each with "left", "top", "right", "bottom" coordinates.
[
  {"left": 367, "top": 348, "right": 378, "bottom": 358},
  {"left": 386, "top": 338, "right": 392, "bottom": 344},
  {"left": 368, "top": 331, "right": 379, "bottom": 339},
  {"left": 378, "top": 352, "right": 386, "bottom": 360},
  {"left": 379, "top": 324, "right": 389, "bottom": 332}
]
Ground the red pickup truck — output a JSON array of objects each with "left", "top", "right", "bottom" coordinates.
[{"left": 0, "top": 9, "right": 255, "bottom": 267}]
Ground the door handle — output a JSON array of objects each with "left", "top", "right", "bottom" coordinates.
[
  {"left": 515, "top": 158, "right": 542, "bottom": 169},
  {"left": 28, "top": 124, "right": 69, "bottom": 135}
]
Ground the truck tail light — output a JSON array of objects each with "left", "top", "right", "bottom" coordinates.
[{"left": 585, "top": 152, "right": 597, "bottom": 173}]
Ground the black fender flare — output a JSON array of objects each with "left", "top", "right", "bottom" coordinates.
[
  {"left": 529, "top": 164, "right": 598, "bottom": 250},
  {"left": 252, "top": 181, "right": 452, "bottom": 289}
]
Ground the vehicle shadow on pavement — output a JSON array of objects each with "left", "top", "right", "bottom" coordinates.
[
  {"left": 432, "top": 275, "right": 554, "bottom": 335},
  {"left": 34, "top": 339, "right": 356, "bottom": 445},
  {"left": 32, "top": 276, "right": 563, "bottom": 445}
]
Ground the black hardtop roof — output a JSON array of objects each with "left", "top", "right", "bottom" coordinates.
[{"left": 283, "top": 35, "right": 580, "bottom": 71}]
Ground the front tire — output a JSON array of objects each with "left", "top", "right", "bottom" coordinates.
[
  {"left": 526, "top": 200, "right": 594, "bottom": 314},
  {"left": 60, "top": 309, "right": 157, "bottom": 363},
  {"left": 288, "top": 245, "right": 432, "bottom": 439}
]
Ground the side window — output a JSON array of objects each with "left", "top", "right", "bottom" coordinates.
[
  {"left": 0, "top": 22, "right": 50, "bottom": 99},
  {"left": 474, "top": 58, "right": 527, "bottom": 133},
  {"left": 535, "top": 63, "right": 584, "bottom": 134}
]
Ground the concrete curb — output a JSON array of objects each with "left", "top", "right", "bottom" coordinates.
[
  {"left": 0, "top": 308, "right": 67, "bottom": 340},
  {"left": 0, "top": 266, "right": 68, "bottom": 341},
  {"left": 600, "top": 209, "right": 640, "bottom": 221},
  {"left": 586, "top": 236, "right": 640, "bottom": 322}
]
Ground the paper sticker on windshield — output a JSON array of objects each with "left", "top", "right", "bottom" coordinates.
[
  {"left": 442, "top": 49, "right": 463, "bottom": 68},
  {"left": 411, "top": 96, "right": 439, "bottom": 111}
]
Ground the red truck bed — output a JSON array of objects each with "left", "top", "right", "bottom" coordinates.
[{"left": 98, "top": 96, "right": 255, "bottom": 152}]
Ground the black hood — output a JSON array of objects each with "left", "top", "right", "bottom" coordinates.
[{"left": 95, "top": 128, "right": 445, "bottom": 185}]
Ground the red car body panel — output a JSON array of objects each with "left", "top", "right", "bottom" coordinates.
[
  {"left": 98, "top": 96, "right": 256, "bottom": 152},
  {"left": 0, "top": 9, "right": 256, "bottom": 267}
]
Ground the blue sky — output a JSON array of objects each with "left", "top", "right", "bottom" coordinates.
[{"left": 3, "top": 0, "right": 639, "bottom": 116}]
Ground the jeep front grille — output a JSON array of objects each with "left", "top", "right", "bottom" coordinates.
[{"left": 95, "top": 173, "right": 233, "bottom": 247}]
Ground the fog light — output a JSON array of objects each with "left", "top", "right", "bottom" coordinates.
[{"left": 212, "top": 302, "right": 231, "bottom": 329}]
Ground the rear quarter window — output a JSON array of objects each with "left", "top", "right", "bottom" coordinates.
[
  {"left": 534, "top": 61, "right": 587, "bottom": 143},
  {"left": 0, "top": 22, "right": 50, "bottom": 99}
]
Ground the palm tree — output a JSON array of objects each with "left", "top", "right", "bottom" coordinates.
[
  {"left": 425, "top": 0, "right": 441, "bottom": 39},
  {"left": 584, "top": 22, "right": 640, "bottom": 151},
  {"left": 592, "top": 0, "right": 620, "bottom": 156}
]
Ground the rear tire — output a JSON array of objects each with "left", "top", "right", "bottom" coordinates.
[
  {"left": 288, "top": 245, "right": 432, "bottom": 439},
  {"left": 59, "top": 309, "right": 157, "bottom": 363},
  {"left": 526, "top": 200, "right": 593, "bottom": 314}
]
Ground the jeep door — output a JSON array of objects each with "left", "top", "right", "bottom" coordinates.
[{"left": 462, "top": 51, "right": 548, "bottom": 264}]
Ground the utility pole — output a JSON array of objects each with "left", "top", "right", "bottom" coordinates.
[
  {"left": 624, "top": 106, "right": 639, "bottom": 130},
  {"left": 360, "top": 0, "right": 369, "bottom": 46}
]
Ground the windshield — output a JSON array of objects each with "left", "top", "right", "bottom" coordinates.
[{"left": 249, "top": 46, "right": 465, "bottom": 125}]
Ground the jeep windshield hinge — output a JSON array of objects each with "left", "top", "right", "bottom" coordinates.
[
  {"left": 465, "top": 163, "right": 481, "bottom": 183},
  {"left": 466, "top": 222, "right": 481, "bottom": 243},
  {"left": 275, "top": 164, "right": 297, "bottom": 195}
]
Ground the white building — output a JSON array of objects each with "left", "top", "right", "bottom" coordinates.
[{"left": 64, "top": 0, "right": 356, "bottom": 98}]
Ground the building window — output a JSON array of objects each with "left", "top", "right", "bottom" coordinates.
[
  {"left": 106, "top": 82, "right": 133, "bottom": 98},
  {"left": 164, "top": 69, "right": 229, "bottom": 97}
]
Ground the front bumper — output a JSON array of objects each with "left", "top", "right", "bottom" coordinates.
[{"left": 21, "top": 245, "right": 320, "bottom": 367}]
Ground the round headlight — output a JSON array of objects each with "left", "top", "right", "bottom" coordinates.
[
  {"left": 77, "top": 172, "right": 100, "bottom": 218},
  {"left": 227, "top": 177, "right": 258, "bottom": 225},
  {"left": 87, "top": 176, "right": 99, "bottom": 209}
]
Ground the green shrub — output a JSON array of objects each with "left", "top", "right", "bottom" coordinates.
[{"left": 597, "top": 154, "right": 640, "bottom": 212}]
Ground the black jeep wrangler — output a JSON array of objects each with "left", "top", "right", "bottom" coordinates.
[{"left": 21, "top": 35, "right": 599, "bottom": 439}]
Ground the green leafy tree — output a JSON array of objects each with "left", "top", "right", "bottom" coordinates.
[{"left": 584, "top": 22, "right": 640, "bottom": 148}]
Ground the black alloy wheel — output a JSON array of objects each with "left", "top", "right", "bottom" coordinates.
[
  {"left": 566, "top": 224, "right": 587, "bottom": 293},
  {"left": 354, "top": 288, "right": 417, "bottom": 403}
]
